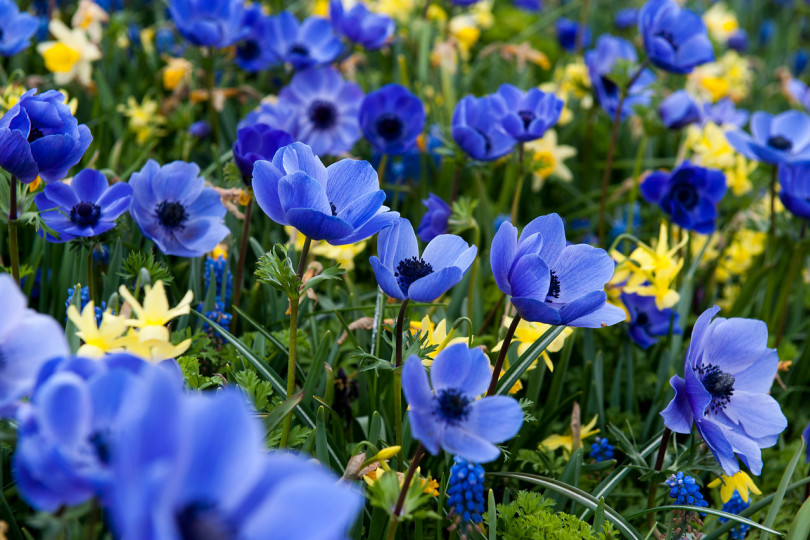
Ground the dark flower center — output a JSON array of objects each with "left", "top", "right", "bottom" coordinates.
[
  {"left": 635, "top": 312, "right": 649, "bottom": 326},
  {"left": 330, "top": 202, "right": 337, "bottom": 216},
  {"left": 89, "top": 430, "right": 111, "bottom": 464},
  {"left": 435, "top": 388, "right": 471, "bottom": 424},
  {"left": 696, "top": 364, "right": 735, "bottom": 414},
  {"left": 70, "top": 201, "right": 101, "bottom": 227},
  {"left": 288, "top": 43, "right": 309, "bottom": 58},
  {"left": 600, "top": 76, "right": 619, "bottom": 98},
  {"left": 376, "top": 114, "right": 404, "bottom": 141},
  {"left": 238, "top": 40, "right": 261, "bottom": 61},
  {"left": 545, "top": 270, "right": 561, "bottom": 303},
  {"left": 394, "top": 256, "right": 434, "bottom": 295},
  {"left": 656, "top": 30, "right": 678, "bottom": 50},
  {"left": 176, "top": 501, "right": 235, "bottom": 540},
  {"left": 309, "top": 100, "right": 337, "bottom": 130},
  {"left": 670, "top": 182, "right": 699, "bottom": 210},
  {"left": 473, "top": 128, "right": 492, "bottom": 155},
  {"left": 28, "top": 126, "right": 45, "bottom": 143},
  {"left": 156, "top": 201, "right": 189, "bottom": 230},
  {"left": 518, "top": 110, "right": 535, "bottom": 130},
  {"left": 767, "top": 135, "right": 792, "bottom": 151}
]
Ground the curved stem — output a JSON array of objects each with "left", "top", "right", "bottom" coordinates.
[
  {"left": 280, "top": 296, "right": 299, "bottom": 448},
  {"left": 8, "top": 175, "right": 19, "bottom": 284},
  {"left": 385, "top": 442, "right": 426, "bottom": 540},
  {"left": 231, "top": 196, "right": 253, "bottom": 330},
  {"left": 487, "top": 312, "right": 522, "bottom": 396},
  {"left": 646, "top": 427, "right": 672, "bottom": 531},
  {"left": 394, "top": 299, "right": 410, "bottom": 471},
  {"left": 510, "top": 142, "right": 525, "bottom": 225},
  {"left": 296, "top": 236, "right": 312, "bottom": 281}
]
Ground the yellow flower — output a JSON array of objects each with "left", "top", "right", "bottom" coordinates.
[
  {"left": 311, "top": 241, "right": 367, "bottom": 272},
  {"left": 492, "top": 317, "right": 573, "bottom": 373},
  {"left": 714, "top": 229, "right": 766, "bottom": 282},
  {"left": 525, "top": 130, "right": 576, "bottom": 190},
  {"left": 684, "top": 123, "right": 736, "bottom": 170},
  {"left": 363, "top": 467, "right": 439, "bottom": 496},
  {"left": 449, "top": 15, "right": 481, "bottom": 52},
  {"left": 163, "top": 57, "right": 193, "bottom": 91},
  {"left": 687, "top": 51, "right": 751, "bottom": 103},
  {"left": 703, "top": 3, "right": 739, "bottom": 43},
  {"left": 71, "top": 0, "right": 108, "bottom": 43},
  {"left": 725, "top": 154, "right": 756, "bottom": 196},
  {"left": 410, "top": 315, "right": 468, "bottom": 365},
  {"left": 708, "top": 472, "right": 761, "bottom": 503},
  {"left": 120, "top": 328, "right": 192, "bottom": 362},
  {"left": 211, "top": 244, "right": 228, "bottom": 260},
  {"left": 140, "top": 27, "right": 156, "bottom": 56},
  {"left": 540, "top": 415, "right": 599, "bottom": 453},
  {"left": 119, "top": 281, "right": 193, "bottom": 347},
  {"left": 373, "top": 0, "right": 417, "bottom": 21},
  {"left": 0, "top": 83, "right": 26, "bottom": 113},
  {"left": 67, "top": 302, "right": 129, "bottom": 358},
  {"left": 312, "top": 0, "right": 329, "bottom": 17},
  {"left": 118, "top": 97, "right": 165, "bottom": 144},
  {"left": 37, "top": 20, "right": 102, "bottom": 86}
]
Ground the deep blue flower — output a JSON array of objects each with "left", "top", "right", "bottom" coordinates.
[
  {"left": 65, "top": 285, "right": 106, "bottom": 326},
  {"left": 640, "top": 160, "right": 726, "bottom": 234},
  {"left": 491, "top": 84, "right": 564, "bottom": 142},
  {"left": 665, "top": 472, "right": 709, "bottom": 508},
  {"left": 447, "top": 457, "right": 485, "bottom": 524},
  {"left": 727, "top": 30, "right": 748, "bottom": 53},
  {"left": 188, "top": 120, "right": 211, "bottom": 139},
  {"left": 106, "top": 365, "right": 363, "bottom": 540},
  {"left": 0, "top": 0, "right": 38, "bottom": 56},
  {"left": 793, "top": 49, "right": 809, "bottom": 76},
  {"left": 585, "top": 35, "right": 656, "bottom": 120},
  {"left": 235, "top": 5, "right": 277, "bottom": 72},
  {"left": 726, "top": 110, "right": 810, "bottom": 165},
  {"left": 638, "top": 0, "right": 714, "bottom": 74},
  {"left": 155, "top": 27, "right": 180, "bottom": 55},
  {"left": 277, "top": 67, "right": 364, "bottom": 156},
  {"left": 659, "top": 90, "right": 702, "bottom": 129},
  {"left": 720, "top": 492, "right": 751, "bottom": 539},
  {"left": 168, "top": 0, "right": 248, "bottom": 48},
  {"left": 490, "top": 213, "right": 626, "bottom": 328},
  {"left": 330, "top": 0, "right": 395, "bottom": 50},
  {"left": 589, "top": 437, "right": 615, "bottom": 462},
  {"left": 370, "top": 217, "right": 476, "bottom": 302},
  {"left": 204, "top": 254, "right": 232, "bottom": 305},
  {"left": 233, "top": 124, "right": 294, "bottom": 185},
  {"left": 702, "top": 98, "right": 748, "bottom": 129},
  {"left": 452, "top": 95, "right": 516, "bottom": 161},
  {"left": 266, "top": 11, "right": 343, "bottom": 70},
  {"left": 253, "top": 142, "right": 397, "bottom": 244},
  {"left": 759, "top": 20, "right": 775, "bottom": 46},
  {"left": 803, "top": 422, "right": 810, "bottom": 463},
  {"left": 359, "top": 84, "right": 425, "bottom": 155},
  {"left": 513, "top": 0, "right": 541, "bottom": 10},
  {"left": 555, "top": 18, "right": 590, "bottom": 52},
  {"left": 661, "top": 306, "right": 788, "bottom": 475},
  {"left": 622, "top": 292, "right": 681, "bottom": 349},
  {"left": 614, "top": 8, "right": 638, "bottom": 29},
  {"left": 0, "top": 275, "right": 69, "bottom": 418},
  {"left": 777, "top": 161, "right": 810, "bottom": 220},
  {"left": 128, "top": 160, "right": 229, "bottom": 258},
  {"left": 402, "top": 344, "right": 523, "bottom": 462},
  {"left": 0, "top": 89, "right": 93, "bottom": 184},
  {"left": 34, "top": 169, "right": 132, "bottom": 243},
  {"left": 417, "top": 193, "right": 451, "bottom": 243}
]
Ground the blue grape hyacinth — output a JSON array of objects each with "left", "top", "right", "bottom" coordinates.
[
  {"left": 589, "top": 437, "right": 615, "bottom": 462},
  {"left": 666, "top": 472, "right": 709, "bottom": 508},
  {"left": 447, "top": 457, "right": 485, "bottom": 524},
  {"left": 720, "top": 492, "right": 751, "bottom": 539}
]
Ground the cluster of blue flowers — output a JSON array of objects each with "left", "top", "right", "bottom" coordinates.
[
  {"left": 665, "top": 472, "right": 709, "bottom": 509},
  {"left": 199, "top": 255, "right": 234, "bottom": 337},
  {"left": 720, "top": 492, "right": 751, "bottom": 539},
  {"left": 589, "top": 437, "right": 615, "bottom": 462},
  {"left": 65, "top": 285, "right": 106, "bottom": 325},
  {"left": 447, "top": 457, "right": 486, "bottom": 525}
]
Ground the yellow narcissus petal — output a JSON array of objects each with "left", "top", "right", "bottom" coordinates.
[
  {"left": 41, "top": 43, "right": 81, "bottom": 73},
  {"left": 708, "top": 472, "right": 761, "bottom": 503}
]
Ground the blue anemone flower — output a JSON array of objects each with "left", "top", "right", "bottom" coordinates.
[
  {"left": 359, "top": 84, "right": 425, "bottom": 155},
  {"left": 0, "top": 89, "right": 92, "bottom": 184},
  {"left": 665, "top": 472, "right": 709, "bottom": 508},
  {"left": 370, "top": 218, "right": 476, "bottom": 302},
  {"left": 168, "top": 0, "right": 248, "bottom": 48},
  {"left": 490, "top": 213, "right": 626, "bottom": 328},
  {"left": 727, "top": 30, "right": 748, "bottom": 53},
  {"left": 417, "top": 193, "right": 451, "bottom": 243},
  {"left": 638, "top": 0, "right": 714, "bottom": 74},
  {"left": 658, "top": 90, "right": 702, "bottom": 129},
  {"left": 0, "top": 275, "right": 69, "bottom": 418},
  {"left": 622, "top": 292, "right": 681, "bottom": 349},
  {"left": 661, "top": 306, "right": 788, "bottom": 475},
  {"left": 614, "top": 8, "right": 638, "bottom": 29},
  {"left": 0, "top": 0, "right": 38, "bottom": 56},
  {"left": 128, "top": 160, "right": 229, "bottom": 258},
  {"left": 447, "top": 457, "right": 485, "bottom": 524},
  {"left": 235, "top": 5, "right": 277, "bottom": 72},
  {"left": 232, "top": 124, "right": 294, "bottom": 185},
  {"left": 491, "top": 84, "right": 564, "bottom": 142},
  {"left": 278, "top": 67, "right": 364, "bottom": 156},
  {"left": 702, "top": 99, "right": 748, "bottom": 129},
  {"left": 452, "top": 95, "right": 516, "bottom": 161},
  {"left": 585, "top": 35, "right": 656, "bottom": 120},
  {"left": 726, "top": 110, "right": 810, "bottom": 165},
  {"left": 777, "top": 161, "right": 810, "bottom": 220},
  {"left": 330, "top": 0, "right": 395, "bottom": 50},
  {"left": 803, "top": 422, "right": 810, "bottom": 463},
  {"left": 555, "top": 18, "right": 590, "bottom": 52},
  {"left": 640, "top": 160, "right": 726, "bottom": 234},
  {"left": 34, "top": 169, "right": 132, "bottom": 243},
  {"left": 513, "top": 0, "right": 541, "bottom": 10},
  {"left": 402, "top": 344, "right": 523, "bottom": 462},
  {"left": 253, "top": 142, "right": 397, "bottom": 244},
  {"left": 266, "top": 11, "right": 343, "bottom": 70}
]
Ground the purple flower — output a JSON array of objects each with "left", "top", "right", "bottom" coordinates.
[
  {"left": 614, "top": 8, "right": 639, "bottom": 29},
  {"left": 330, "top": 0, "right": 395, "bottom": 50},
  {"left": 622, "top": 292, "right": 681, "bottom": 349},
  {"left": 727, "top": 30, "right": 748, "bottom": 53},
  {"left": 702, "top": 98, "right": 748, "bottom": 128},
  {"left": 452, "top": 95, "right": 516, "bottom": 161},
  {"left": 492, "top": 84, "right": 564, "bottom": 142},
  {"left": 638, "top": 0, "right": 714, "bottom": 74},
  {"left": 555, "top": 18, "right": 590, "bottom": 52},
  {"left": 658, "top": 90, "right": 702, "bottom": 129},
  {"left": 585, "top": 35, "right": 656, "bottom": 120},
  {"left": 778, "top": 161, "right": 810, "bottom": 220},
  {"left": 359, "top": 84, "right": 425, "bottom": 155},
  {"left": 417, "top": 193, "right": 451, "bottom": 242},
  {"left": 265, "top": 11, "right": 343, "bottom": 70},
  {"left": 726, "top": 110, "right": 810, "bottom": 165},
  {"left": 232, "top": 124, "right": 294, "bottom": 185}
]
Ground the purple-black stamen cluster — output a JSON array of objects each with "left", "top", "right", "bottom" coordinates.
[
  {"left": 156, "top": 201, "right": 189, "bottom": 230},
  {"left": 435, "top": 388, "right": 471, "bottom": 425},
  {"left": 394, "top": 256, "right": 434, "bottom": 295},
  {"left": 696, "top": 364, "right": 735, "bottom": 414}
]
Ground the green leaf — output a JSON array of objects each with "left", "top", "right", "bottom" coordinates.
[
  {"left": 787, "top": 493, "right": 810, "bottom": 540},
  {"left": 255, "top": 245, "right": 300, "bottom": 298},
  {"left": 316, "top": 406, "right": 329, "bottom": 466},
  {"left": 761, "top": 440, "right": 805, "bottom": 540},
  {"left": 625, "top": 506, "right": 782, "bottom": 537},
  {"left": 262, "top": 391, "right": 304, "bottom": 435},
  {"left": 300, "top": 263, "right": 345, "bottom": 293},
  {"left": 488, "top": 489, "right": 497, "bottom": 540},
  {"left": 495, "top": 326, "right": 566, "bottom": 395}
]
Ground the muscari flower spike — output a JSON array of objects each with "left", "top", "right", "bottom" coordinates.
[
  {"left": 402, "top": 344, "right": 524, "bottom": 462},
  {"left": 720, "top": 492, "right": 751, "bottom": 539},
  {"left": 589, "top": 437, "right": 615, "bottom": 462},
  {"left": 417, "top": 193, "right": 451, "bottom": 243},
  {"left": 491, "top": 83, "right": 564, "bottom": 143},
  {"left": 622, "top": 291, "right": 681, "bottom": 350},
  {"left": 726, "top": 110, "right": 810, "bottom": 165},
  {"left": 65, "top": 285, "right": 106, "bottom": 326},
  {"left": 359, "top": 83, "right": 426, "bottom": 155},
  {"left": 638, "top": 0, "right": 715, "bottom": 75},
  {"left": 447, "top": 457, "right": 485, "bottom": 525},
  {"left": 665, "top": 472, "right": 709, "bottom": 508},
  {"left": 265, "top": 11, "right": 343, "bottom": 70}
]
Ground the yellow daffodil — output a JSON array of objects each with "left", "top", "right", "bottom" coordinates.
[
  {"left": 492, "top": 317, "right": 573, "bottom": 373},
  {"left": 311, "top": 241, "right": 367, "bottom": 272},
  {"left": 119, "top": 281, "right": 193, "bottom": 344},
  {"left": 118, "top": 96, "right": 165, "bottom": 144},
  {"left": 410, "top": 315, "right": 468, "bottom": 365},
  {"left": 71, "top": 0, "right": 108, "bottom": 43},
  {"left": 714, "top": 229, "right": 767, "bottom": 282},
  {"left": 163, "top": 57, "right": 193, "bottom": 91},
  {"left": 363, "top": 467, "right": 439, "bottom": 496},
  {"left": 540, "top": 415, "right": 599, "bottom": 453},
  {"left": 68, "top": 302, "right": 129, "bottom": 358},
  {"left": 687, "top": 51, "right": 751, "bottom": 103},
  {"left": 703, "top": 3, "right": 739, "bottom": 43},
  {"left": 526, "top": 130, "right": 576, "bottom": 191},
  {"left": 120, "top": 328, "right": 192, "bottom": 362},
  {"left": 0, "top": 83, "right": 26, "bottom": 113},
  {"left": 37, "top": 20, "right": 102, "bottom": 86},
  {"left": 211, "top": 244, "right": 228, "bottom": 260},
  {"left": 708, "top": 472, "right": 761, "bottom": 503},
  {"left": 373, "top": 0, "right": 417, "bottom": 21},
  {"left": 140, "top": 27, "right": 156, "bottom": 55},
  {"left": 449, "top": 15, "right": 481, "bottom": 53},
  {"left": 684, "top": 123, "right": 737, "bottom": 170}
]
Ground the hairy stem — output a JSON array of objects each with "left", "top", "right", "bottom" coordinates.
[
  {"left": 487, "top": 312, "right": 522, "bottom": 395},
  {"left": 385, "top": 442, "right": 426, "bottom": 540},
  {"left": 296, "top": 236, "right": 312, "bottom": 281},
  {"left": 394, "top": 299, "right": 410, "bottom": 471}
]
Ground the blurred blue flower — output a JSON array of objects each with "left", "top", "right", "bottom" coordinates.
[
  {"left": 513, "top": 0, "right": 541, "bottom": 9},
  {"left": 759, "top": 20, "right": 775, "bottom": 46},
  {"left": 155, "top": 27, "right": 180, "bottom": 55},
  {"left": 65, "top": 285, "right": 105, "bottom": 326},
  {"left": 253, "top": 142, "right": 396, "bottom": 244},
  {"left": 793, "top": 49, "right": 809, "bottom": 76},
  {"left": 726, "top": 110, "right": 810, "bottom": 164},
  {"left": 447, "top": 457, "right": 485, "bottom": 524},
  {"left": 490, "top": 213, "right": 626, "bottom": 327},
  {"left": 233, "top": 124, "right": 294, "bottom": 185},
  {"left": 0, "top": 0, "right": 38, "bottom": 56},
  {"left": 402, "top": 343, "right": 523, "bottom": 462},
  {"left": 666, "top": 472, "right": 708, "bottom": 508},
  {"left": 235, "top": 5, "right": 277, "bottom": 72},
  {"left": 359, "top": 84, "right": 425, "bottom": 155},
  {"left": 370, "top": 217, "right": 476, "bottom": 302},
  {"left": 555, "top": 17, "right": 590, "bottom": 52},
  {"left": 720, "top": 491, "right": 751, "bottom": 539},
  {"left": 129, "top": 160, "right": 229, "bottom": 258},
  {"left": 0, "top": 89, "right": 92, "bottom": 184},
  {"left": 658, "top": 90, "right": 702, "bottom": 129},
  {"left": 777, "top": 161, "right": 810, "bottom": 220},
  {"left": 638, "top": 0, "right": 714, "bottom": 74},
  {"left": 661, "top": 306, "right": 788, "bottom": 475},
  {"left": 622, "top": 292, "right": 681, "bottom": 349},
  {"left": 492, "top": 84, "right": 563, "bottom": 142},
  {"left": 640, "top": 160, "right": 726, "bottom": 234},
  {"left": 803, "top": 422, "right": 810, "bottom": 463},
  {"left": 34, "top": 169, "right": 132, "bottom": 243},
  {"left": 0, "top": 275, "right": 69, "bottom": 418},
  {"left": 266, "top": 11, "right": 342, "bottom": 70},
  {"left": 702, "top": 98, "right": 748, "bottom": 128},
  {"left": 727, "top": 30, "right": 748, "bottom": 53},
  {"left": 589, "top": 437, "right": 615, "bottom": 462},
  {"left": 188, "top": 120, "right": 211, "bottom": 139},
  {"left": 585, "top": 35, "right": 656, "bottom": 120},
  {"left": 168, "top": 0, "right": 247, "bottom": 48},
  {"left": 614, "top": 8, "right": 638, "bottom": 29},
  {"left": 452, "top": 95, "right": 516, "bottom": 161},
  {"left": 330, "top": 0, "right": 395, "bottom": 50},
  {"left": 493, "top": 213, "right": 511, "bottom": 231},
  {"left": 417, "top": 193, "right": 451, "bottom": 243}
]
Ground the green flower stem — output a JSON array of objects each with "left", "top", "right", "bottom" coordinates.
[
  {"left": 510, "top": 142, "right": 526, "bottom": 225},
  {"left": 231, "top": 196, "right": 253, "bottom": 331},
  {"left": 645, "top": 427, "right": 672, "bottom": 532},
  {"left": 769, "top": 164, "right": 778, "bottom": 255},
  {"left": 394, "top": 298, "right": 410, "bottom": 471},
  {"left": 8, "top": 175, "right": 20, "bottom": 284},
  {"left": 487, "top": 312, "right": 522, "bottom": 396},
  {"left": 204, "top": 48, "right": 222, "bottom": 172},
  {"left": 87, "top": 247, "right": 95, "bottom": 305},
  {"left": 385, "top": 442, "right": 426, "bottom": 540},
  {"left": 377, "top": 153, "right": 389, "bottom": 186},
  {"left": 624, "top": 135, "right": 648, "bottom": 246}
]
